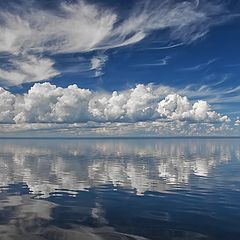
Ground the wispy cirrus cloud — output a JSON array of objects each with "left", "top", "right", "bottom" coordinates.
[
  {"left": 179, "top": 59, "right": 217, "bottom": 72},
  {"left": 134, "top": 56, "right": 171, "bottom": 67},
  {"left": 0, "top": 55, "right": 59, "bottom": 85},
  {"left": 0, "top": 0, "right": 234, "bottom": 86},
  {"left": 179, "top": 81, "right": 240, "bottom": 107},
  {"left": 146, "top": 42, "right": 185, "bottom": 50},
  {"left": 225, "top": 63, "right": 240, "bottom": 68}
]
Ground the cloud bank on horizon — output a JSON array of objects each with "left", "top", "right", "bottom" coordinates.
[
  {"left": 0, "top": 0, "right": 239, "bottom": 136},
  {"left": 0, "top": 82, "right": 229, "bottom": 124},
  {"left": 0, "top": 82, "right": 234, "bottom": 136}
]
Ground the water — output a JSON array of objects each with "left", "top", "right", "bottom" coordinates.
[{"left": 0, "top": 138, "right": 239, "bottom": 240}]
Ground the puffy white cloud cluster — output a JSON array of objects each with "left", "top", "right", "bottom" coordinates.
[
  {"left": 0, "top": 0, "right": 231, "bottom": 85},
  {"left": 0, "top": 87, "right": 15, "bottom": 123},
  {"left": 14, "top": 83, "right": 92, "bottom": 123},
  {"left": 235, "top": 119, "right": 240, "bottom": 126},
  {"left": 0, "top": 83, "right": 229, "bottom": 125},
  {"left": 88, "top": 84, "right": 164, "bottom": 122},
  {"left": 157, "top": 94, "right": 229, "bottom": 122}
]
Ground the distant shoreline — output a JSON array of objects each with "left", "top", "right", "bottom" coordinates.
[{"left": 0, "top": 136, "right": 240, "bottom": 140}]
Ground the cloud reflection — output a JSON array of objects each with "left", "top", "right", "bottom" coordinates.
[{"left": 0, "top": 139, "right": 239, "bottom": 196}]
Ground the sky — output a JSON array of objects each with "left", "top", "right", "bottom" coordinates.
[{"left": 0, "top": 0, "right": 240, "bottom": 137}]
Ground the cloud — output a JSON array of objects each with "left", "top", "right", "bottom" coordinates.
[
  {"left": 0, "top": 121, "right": 236, "bottom": 137},
  {"left": 178, "top": 78, "right": 240, "bottom": 108},
  {"left": 115, "top": 0, "right": 229, "bottom": 44},
  {"left": 147, "top": 42, "right": 185, "bottom": 50},
  {"left": 157, "top": 94, "right": 229, "bottom": 122},
  {"left": 235, "top": 119, "right": 240, "bottom": 126},
  {"left": 0, "top": 87, "right": 15, "bottom": 123},
  {"left": 0, "top": 0, "right": 116, "bottom": 85},
  {"left": 90, "top": 55, "right": 108, "bottom": 77},
  {"left": 135, "top": 56, "right": 170, "bottom": 67},
  {"left": 226, "top": 63, "right": 240, "bottom": 68},
  {"left": 14, "top": 83, "right": 92, "bottom": 123},
  {"left": 0, "top": 0, "right": 232, "bottom": 85},
  {"left": 179, "top": 59, "right": 217, "bottom": 72},
  {"left": 0, "top": 1, "right": 116, "bottom": 55},
  {"left": 0, "top": 55, "right": 59, "bottom": 86},
  {"left": 0, "top": 82, "right": 229, "bottom": 126}
]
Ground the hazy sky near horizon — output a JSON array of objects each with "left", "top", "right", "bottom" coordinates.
[{"left": 0, "top": 0, "right": 240, "bottom": 136}]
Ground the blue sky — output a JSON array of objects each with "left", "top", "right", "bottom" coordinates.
[{"left": 0, "top": 0, "right": 240, "bottom": 136}]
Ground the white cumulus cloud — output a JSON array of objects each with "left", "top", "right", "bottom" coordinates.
[
  {"left": 0, "top": 87, "right": 15, "bottom": 123},
  {"left": 157, "top": 94, "right": 229, "bottom": 122},
  {"left": 235, "top": 119, "right": 240, "bottom": 126},
  {"left": 0, "top": 82, "right": 229, "bottom": 125}
]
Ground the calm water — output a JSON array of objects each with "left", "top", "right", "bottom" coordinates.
[{"left": 0, "top": 138, "right": 239, "bottom": 240}]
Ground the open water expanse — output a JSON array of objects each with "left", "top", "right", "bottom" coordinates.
[{"left": 0, "top": 138, "right": 239, "bottom": 240}]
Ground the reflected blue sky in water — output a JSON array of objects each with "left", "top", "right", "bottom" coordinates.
[{"left": 0, "top": 139, "right": 239, "bottom": 239}]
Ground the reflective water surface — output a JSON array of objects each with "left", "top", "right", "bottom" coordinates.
[{"left": 0, "top": 138, "right": 239, "bottom": 240}]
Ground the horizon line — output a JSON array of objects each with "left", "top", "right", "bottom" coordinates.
[{"left": 0, "top": 136, "right": 240, "bottom": 140}]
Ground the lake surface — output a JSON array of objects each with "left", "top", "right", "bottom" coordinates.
[{"left": 0, "top": 138, "right": 239, "bottom": 240}]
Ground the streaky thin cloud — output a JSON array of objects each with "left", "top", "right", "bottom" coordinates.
[
  {"left": 179, "top": 81, "right": 240, "bottom": 107},
  {"left": 179, "top": 59, "right": 217, "bottom": 72},
  {"left": 146, "top": 42, "right": 184, "bottom": 50},
  {"left": 225, "top": 85, "right": 240, "bottom": 94},
  {"left": 225, "top": 63, "right": 240, "bottom": 67},
  {"left": 134, "top": 56, "right": 170, "bottom": 67},
  {"left": 0, "top": 0, "right": 233, "bottom": 85}
]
